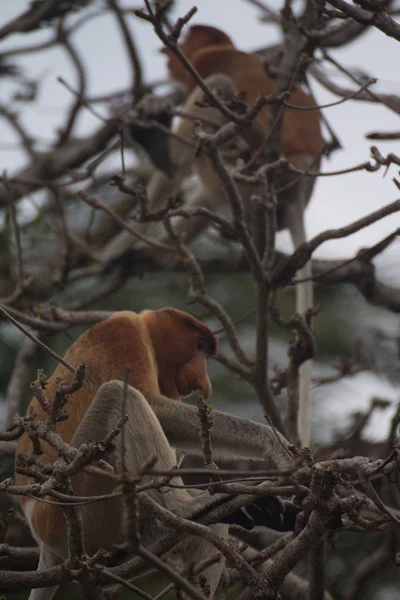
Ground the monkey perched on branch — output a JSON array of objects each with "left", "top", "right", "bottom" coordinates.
[{"left": 16, "top": 307, "right": 297, "bottom": 600}]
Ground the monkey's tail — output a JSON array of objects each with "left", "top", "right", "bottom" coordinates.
[{"left": 285, "top": 199, "right": 313, "bottom": 449}]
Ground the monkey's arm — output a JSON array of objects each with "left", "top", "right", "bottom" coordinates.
[
  {"left": 99, "top": 74, "right": 240, "bottom": 268},
  {"left": 128, "top": 87, "right": 186, "bottom": 176},
  {"left": 100, "top": 74, "right": 253, "bottom": 268},
  {"left": 152, "top": 398, "right": 292, "bottom": 468},
  {"left": 98, "top": 116, "right": 197, "bottom": 267}
]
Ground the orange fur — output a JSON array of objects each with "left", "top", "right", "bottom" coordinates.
[
  {"left": 15, "top": 308, "right": 216, "bottom": 548},
  {"left": 161, "top": 24, "right": 234, "bottom": 86},
  {"left": 163, "top": 24, "right": 323, "bottom": 160},
  {"left": 193, "top": 48, "right": 322, "bottom": 158}
]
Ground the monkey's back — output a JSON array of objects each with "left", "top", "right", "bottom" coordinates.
[
  {"left": 191, "top": 47, "right": 323, "bottom": 158},
  {"left": 15, "top": 312, "right": 159, "bottom": 490}
]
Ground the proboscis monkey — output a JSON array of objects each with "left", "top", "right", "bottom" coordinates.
[
  {"left": 16, "top": 308, "right": 295, "bottom": 600},
  {"left": 101, "top": 25, "right": 323, "bottom": 447}
]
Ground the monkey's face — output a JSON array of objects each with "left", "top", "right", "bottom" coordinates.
[
  {"left": 160, "top": 28, "right": 231, "bottom": 87},
  {"left": 142, "top": 308, "right": 217, "bottom": 399},
  {"left": 175, "top": 343, "right": 212, "bottom": 399},
  {"left": 160, "top": 46, "right": 189, "bottom": 85}
]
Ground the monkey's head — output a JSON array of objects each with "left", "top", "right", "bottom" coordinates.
[
  {"left": 160, "top": 24, "right": 234, "bottom": 86},
  {"left": 141, "top": 308, "right": 217, "bottom": 400}
]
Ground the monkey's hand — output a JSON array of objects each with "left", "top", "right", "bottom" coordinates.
[
  {"left": 222, "top": 497, "right": 300, "bottom": 532},
  {"left": 128, "top": 88, "right": 185, "bottom": 176}
]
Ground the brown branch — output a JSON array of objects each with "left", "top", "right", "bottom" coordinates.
[
  {"left": 5, "top": 336, "right": 37, "bottom": 429},
  {"left": 163, "top": 218, "right": 253, "bottom": 369},
  {"left": 273, "top": 199, "right": 400, "bottom": 287},
  {"left": 79, "top": 189, "right": 177, "bottom": 252},
  {"left": 108, "top": 0, "right": 144, "bottom": 99},
  {"left": 309, "top": 63, "right": 400, "bottom": 116},
  {"left": 0, "top": 103, "right": 37, "bottom": 160},
  {"left": 327, "top": 0, "right": 400, "bottom": 42},
  {"left": 308, "top": 543, "right": 327, "bottom": 600},
  {"left": 0, "top": 121, "right": 116, "bottom": 208},
  {"left": 0, "top": 0, "right": 65, "bottom": 40},
  {"left": 0, "top": 305, "right": 75, "bottom": 372},
  {"left": 57, "top": 23, "right": 87, "bottom": 145},
  {"left": 2, "top": 176, "right": 24, "bottom": 282},
  {"left": 138, "top": 545, "right": 208, "bottom": 600}
]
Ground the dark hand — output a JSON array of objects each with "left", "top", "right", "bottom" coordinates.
[
  {"left": 128, "top": 90, "right": 184, "bottom": 176},
  {"left": 222, "top": 497, "right": 300, "bottom": 532}
]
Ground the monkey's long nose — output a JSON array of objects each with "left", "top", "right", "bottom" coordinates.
[{"left": 200, "top": 375, "right": 212, "bottom": 399}]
